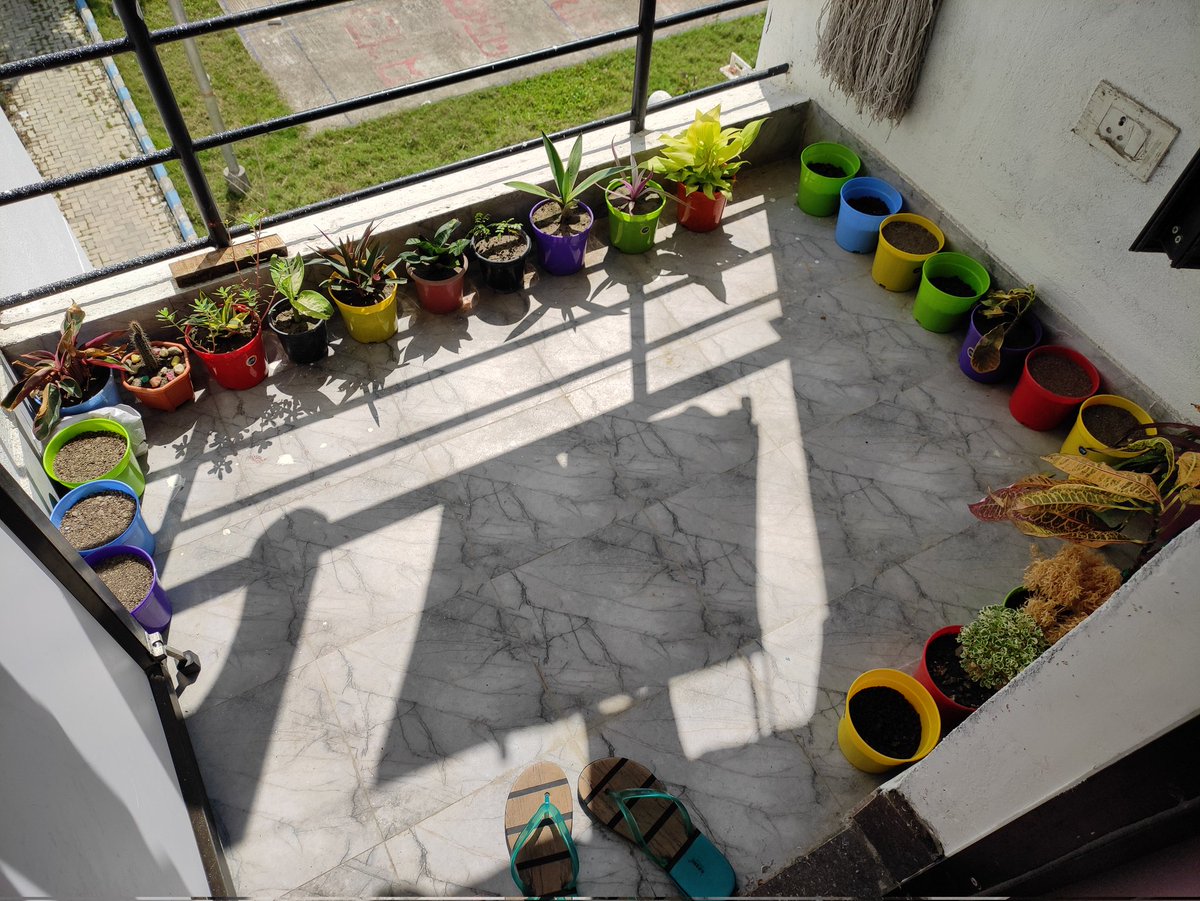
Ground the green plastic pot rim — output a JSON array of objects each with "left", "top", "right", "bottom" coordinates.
[
  {"left": 605, "top": 179, "right": 666, "bottom": 222},
  {"left": 800, "top": 142, "right": 863, "bottom": 184},
  {"left": 43, "top": 419, "right": 133, "bottom": 486},
  {"left": 877, "top": 213, "right": 946, "bottom": 261}
]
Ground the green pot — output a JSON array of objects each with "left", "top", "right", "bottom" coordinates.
[
  {"left": 913, "top": 252, "right": 991, "bottom": 332},
  {"left": 605, "top": 179, "right": 666, "bottom": 253},
  {"left": 797, "top": 142, "right": 862, "bottom": 217},
  {"left": 42, "top": 418, "right": 145, "bottom": 497}
]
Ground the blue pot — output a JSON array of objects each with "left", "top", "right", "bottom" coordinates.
[
  {"left": 62, "top": 370, "right": 122, "bottom": 416},
  {"left": 51, "top": 478, "right": 155, "bottom": 557},
  {"left": 835, "top": 178, "right": 904, "bottom": 254}
]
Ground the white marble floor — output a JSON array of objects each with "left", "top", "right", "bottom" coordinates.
[{"left": 139, "top": 162, "right": 1063, "bottom": 896}]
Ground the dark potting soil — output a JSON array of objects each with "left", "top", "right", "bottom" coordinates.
[
  {"left": 53, "top": 433, "right": 126, "bottom": 483},
  {"left": 882, "top": 220, "right": 939, "bottom": 255},
  {"left": 1003, "top": 317, "right": 1037, "bottom": 349},
  {"left": 330, "top": 283, "right": 390, "bottom": 308},
  {"left": 846, "top": 195, "right": 890, "bottom": 216},
  {"left": 926, "top": 633, "right": 996, "bottom": 709},
  {"left": 1082, "top": 403, "right": 1142, "bottom": 447},
  {"left": 92, "top": 553, "right": 152, "bottom": 611},
  {"left": 270, "top": 305, "right": 320, "bottom": 336},
  {"left": 610, "top": 189, "right": 663, "bottom": 217},
  {"left": 849, "top": 686, "right": 921, "bottom": 759},
  {"left": 532, "top": 200, "right": 591, "bottom": 237},
  {"left": 807, "top": 161, "right": 847, "bottom": 178},
  {"left": 193, "top": 326, "right": 257, "bottom": 354},
  {"left": 411, "top": 262, "right": 462, "bottom": 282},
  {"left": 474, "top": 233, "right": 527, "bottom": 263},
  {"left": 59, "top": 491, "right": 136, "bottom": 551},
  {"left": 929, "top": 275, "right": 976, "bottom": 297},
  {"left": 1028, "top": 353, "right": 1093, "bottom": 398}
]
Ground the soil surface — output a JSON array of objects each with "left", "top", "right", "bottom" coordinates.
[
  {"left": 474, "top": 233, "right": 527, "bottom": 263},
  {"left": 1028, "top": 353, "right": 1093, "bottom": 398},
  {"left": 59, "top": 491, "right": 136, "bottom": 551},
  {"left": 271, "top": 304, "right": 320, "bottom": 336},
  {"left": 926, "top": 633, "right": 995, "bottom": 709},
  {"left": 411, "top": 262, "right": 463, "bottom": 282},
  {"left": 53, "top": 433, "right": 126, "bottom": 483},
  {"left": 882, "top": 220, "right": 939, "bottom": 254},
  {"left": 610, "top": 189, "right": 663, "bottom": 217},
  {"left": 807, "top": 161, "right": 847, "bottom": 179},
  {"left": 93, "top": 553, "right": 153, "bottom": 611},
  {"left": 1082, "top": 403, "right": 1141, "bottom": 447},
  {"left": 846, "top": 195, "right": 889, "bottom": 216},
  {"left": 929, "top": 275, "right": 976, "bottom": 297},
  {"left": 193, "top": 326, "right": 257, "bottom": 355},
  {"left": 330, "top": 282, "right": 389, "bottom": 308},
  {"left": 532, "top": 200, "right": 591, "bottom": 237},
  {"left": 1001, "top": 317, "right": 1038, "bottom": 349},
  {"left": 849, "top": 686, "right": 921, "bottom": 759}
]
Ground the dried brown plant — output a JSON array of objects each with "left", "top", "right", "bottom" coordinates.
[{"left": 1020, "top": 545, "right": 1122, "bottom": 644}]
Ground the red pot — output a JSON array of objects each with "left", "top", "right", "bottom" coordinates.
[
  {"left": 675, "top": 183, "right": 728, "bottom": 232},
  {"left": 1009, "top": 345, "right": 1100, "bottom": 431},
  {"left": 407, "top": 259, "right": 467, "bottom": 314},
  {"left": 913, "top": 626, "right": 976, "bottom": 730},
  {"left": 185, "top": 309, "right": 268, "bottom": 391}
]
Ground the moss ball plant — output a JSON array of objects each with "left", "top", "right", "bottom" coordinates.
[
  {"left": 958, "top": 605, "right": 1048, "bottom": 690},
  {"left": 1021, "top": 545, "right": 1122, "bottom": 644}
]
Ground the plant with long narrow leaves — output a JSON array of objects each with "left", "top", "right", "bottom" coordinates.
[
  {"left": 399, "top": 219, "right": 471, "bottom": 276},
  {"left": 644, "top": 105, "right": 767, "bottom": 199},
  {"left": 269, "top": 254, "right": 333, "bottom": 321},
  {"left": 505, "top": 133, "right": 621, "bottom": 226},
  {"left": 311, "top": 221, "right": 405, "bottom": 305},
  {"left": 1, "top": 303, "right": 125, "bottom": 440},
  {"left": 605, "top": 140, "right": 664, "bottom": 214},
  {"left": 969, "top": 285, "right": 1037, "bottom": 374}
]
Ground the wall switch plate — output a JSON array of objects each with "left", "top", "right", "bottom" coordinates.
[{"left": 1074, "top": 81, "right": 1179, "bottom": 182}]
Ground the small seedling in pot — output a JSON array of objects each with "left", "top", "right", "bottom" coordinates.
[
  {"left": 469, "top": 213, "right": 526, "bottom": 260},
  {"left": 125, "top": 321, "right": 186, "bottom": 389},
  {"left": 969, "top": 284, "right": 1037, "bottom": 374},
  {"left": 269, "top": 254, "right": 332, "bottom": 326}
]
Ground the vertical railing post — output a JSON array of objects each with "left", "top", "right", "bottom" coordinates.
[
  {"left": 112, "top": 0, "right": 231, "bottom": 246},
  {"left": 630, "top": 0, "right": 657, "bottom": 132}
]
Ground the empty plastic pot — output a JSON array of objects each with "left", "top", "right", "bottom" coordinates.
[
  {"left": 797, "top": 142, "right": 862, "bottom": 217},
  {"left": 872, "top": 214, "right": 945, "bottom": 292},
  {"left": 42, "top": 417, "right": 145, "bottom": 496},
  {"left": 838, "top": 668, "right": 941, "bottom": 773},
  {"left": 913, "top": 252, "right": 991, "bottom": 332},
  {"left": 834, "top": 177, "right": 903, "bottom": 253},
  {"left": 1060, "top": 394, "right": 1154, "bottom": 463},
  {"left": 1010, "top": 345, "right": 1100, "bottom": 430},
  {"left": 84, "top": 544, "right": 172, "bottom": 632}
]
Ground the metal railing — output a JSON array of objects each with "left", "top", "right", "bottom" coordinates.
[{"left": 0, "top": 0, "right": 784, "bottom": 309}]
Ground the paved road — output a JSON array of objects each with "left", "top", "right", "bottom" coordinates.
[{"left": 220, "top": 0, "right": 766, "bottom": 129}]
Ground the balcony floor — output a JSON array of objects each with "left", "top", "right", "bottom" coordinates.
[{"left": 144, "top": 161, "right": 1059, "bottom": 896}]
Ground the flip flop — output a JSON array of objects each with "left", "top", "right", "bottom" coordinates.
[
  {"left": 578, "top": 757, "right": 735, "bottom": 898},
  {"left": 505, "top": 762, "right": 579, "bottom": 898}
]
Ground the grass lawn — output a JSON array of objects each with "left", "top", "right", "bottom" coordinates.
[{"left": 92, "top": 3, "right": 766, "bottom": 233}]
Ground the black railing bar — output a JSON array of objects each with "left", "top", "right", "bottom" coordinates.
[
  {"left": 645, "top": 62, "right": 789, "bottom": 116},
  {"left": 630, "top": 0, "right": 658, "bottom": 133},
  {"left": 0, "top": 148, "right": 178, "bottom": 208},
  {"left": 0, "top": 239, "right": 211, "bottom": 310},
  {"left": 0, "top": 37, "right": 129, "bottom": 80}
]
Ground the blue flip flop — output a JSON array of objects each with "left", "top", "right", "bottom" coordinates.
[
  {"left": 505, "top": 762, "right": 579, "bottom": 898},
  {"left": 578, "top": 757, "right": 735, "bottom": 898}
]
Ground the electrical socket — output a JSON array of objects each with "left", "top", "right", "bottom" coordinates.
[
  {"left": 1097, "top": 104, "right": 1148, "bottom": 159},
  {"left": 1073, "top": 81, "right": 1178, "bottom": 182}
]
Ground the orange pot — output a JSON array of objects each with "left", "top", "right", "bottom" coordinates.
[{"left": 120, "top": 341, "right": 195, "bottom": 412}]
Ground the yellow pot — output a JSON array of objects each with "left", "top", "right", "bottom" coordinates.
[
  {"left": 331, "top": 282, "right": 398, "bottom": 344},
  {"left": 871, "top": 213, "right": 946, "bottom": 292},
  {"left": 1060, "top": 394, "right": 1155, "bottom": 463},
  {"left": 838, "top": 668, "right": 941, "bottom": 773}
]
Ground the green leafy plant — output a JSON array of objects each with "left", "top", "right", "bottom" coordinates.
[
  {"left": 605, "top": 140, "right": 664, "bottom": 214},
  {"left": 311, "top": 221, "right": 405, "bottom": 306},
  {"left": 157, "top": 283, "right": 262, "bottom": 353},
  {"left": 969, "top": 285, "right": 1037, "bottom": 374},
  {"left": 269, "top": 255, "right": 332, "bottom": 322},
  {"left": 399, "top": 218, "right": 470, "bottom": 276},
  {"left": 468, "top": 212, "right": 524, "bottom": 242},
  {"left": 124, "top": 320, "right": 187, "bottom": 390},
  {"left": 644, "top": 105, "right": 768, "bottom": 200},
  {"left": 505, "top": 133, "right": 621, "bottom": 227},
  {"left": 1, "top": 303, "right": 125, "bottom": 440},
  {"left": 958, "top": 605, "right": 1048, "bottom": 690}
]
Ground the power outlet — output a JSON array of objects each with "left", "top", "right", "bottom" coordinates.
[{"left": 1073, "top": 81, "right": 1178, "bottom": 182}]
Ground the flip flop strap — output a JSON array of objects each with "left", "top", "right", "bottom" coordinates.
[
  {"left": 606, "top": 788, "right": 695, "bottom": 869},
  {"left": 509, "top": 794, "right": 579, "bottom": 897}
]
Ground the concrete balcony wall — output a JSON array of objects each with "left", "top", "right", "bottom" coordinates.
[{"left": 758, "top": 0, "right": 1200, "bottom": 417}]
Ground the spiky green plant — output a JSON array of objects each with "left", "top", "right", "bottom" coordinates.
[
  {"left": 958, "top": 605, "right": 1048, "bottom": 690},
  {"left": 504, "top": 132, "right": 621, "bottom": 227},
  {"left": 311, "top": 221, "right": 405, "bottom": 306}
]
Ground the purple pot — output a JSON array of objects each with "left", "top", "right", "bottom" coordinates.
[
  {"left": 84, "top": 544, "right": 172, "bottom": 632},
  {"left": 530, "top": 200, "right": 593, "bottom": 276},
  {"left": 959, "top": 305, "right": 1044, "bottom": 383}
]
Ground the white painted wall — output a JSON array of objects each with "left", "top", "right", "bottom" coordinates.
[
  {"left": 758, "top": 1, "right": 1200, "bottom": 417},
  {"left": 0, "top": 521, "right": 209, "bottom": 897}
]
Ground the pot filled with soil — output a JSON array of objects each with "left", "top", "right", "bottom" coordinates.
[
  {"left": 406, "top": 258, "right": 467, "bottom": 315},
  {"left": 268, "top": 300, "right": 329, "bottom": 365},
  {"left": 1010, "top": 345, "right": 1100, "bottom": 430},
  {"left": 50, "top": 478, "right": 155, "bottom": 557},
  {"left": 834, "top": 177, "right": 904, "bottom": 254},
  {"left": 85, "top": 544, "right": 172, "bottom": 632},
  {"left": 42, "top": 418, "right": 145, "bottom": 496},
  {"left": 872, "top": 213, "right": 946, "bottom": 292},
  {"left": 913, "top": 626, "right": 996, "bottom": 730},
  {"left": 121, "top": 340, "right": 194, "bottom": 412},
  {"left": 838, "top": 668, "right": 940, "bottom": 773},
  {"left": 1060, "top": 394, "right": 1154, "bottom": 463},
  {"left": 958, "top": 304, "right": 1044, "bottom": 384},
  {"left": 185, "top": 307, "right": 268, "bottom": 391},
  {"left": 606, "top": 178, "right": 666, "bottom": 252},
  {"left": 329, "top": 276, "right": 399, "bottom": 344},
  {"left": 472, "top": 230, "right": 531, "bottom": 294},
  {"left": 913, "top": 252, "right": 991, "bottom": 333},
  {"left": 530, "top": 199, "right": 594, "bottom": 276},
  {"left": 797, "top": 142, "right": 862, "bottom": 217}
]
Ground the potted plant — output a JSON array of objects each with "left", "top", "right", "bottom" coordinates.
[
  {"left": 913, "top": 625, "right": 996, "bottom": 729},
  {"left": 836, "top": 668, "right": 940, "bottom": 773},
  {"left": 604, "top": 143, "right": 666, "bottom": 254},
  {"left": 468, "top": 213, "right": 531, "bottom": 293},
  {"left": 85, "top": 544, "right": 172, "bottom": 633},
  {"left": 399, "top": 218, "right": 471, "bottom": 314},
  {"left": 1060, "top": 394, "right": 1154, "bottom": 463},
  {"left": 41, "top": 416, "right": 145, "bottom": 496},
  {"left": 505, "top": 132, "right": 620, "bottom": 276},
  {"left": 959, "top": 285, "right": 1043, "bottom": 383},
  {"left": 797, "top": 141, "right": 862, "bottom": 217},
  {"left": 1009, "top": 345, "right": 1100, "bottom": 430},
  {"left": 834, "top": 176, "right": 903, "bottom": 254},
  {"left": 872, "top": 213, "right": 945, "bottom": 292},
  {"left": 1, "top": 303, "right": 125, "bottom": 441},
  {"left": 312, "top": 221, "right": 405, "bottom": 343},
  {"left": 158, "top": 283, "right": 267, "bottom": 391},
  {"left": 266, "top": 254, "right": 333, "bottom": 364},
  {"left": 1019, "top": 545, "right": 1122, "bottom": 645},
  {"left": 120, "top": 320, "right": 194, "bottom": 412},
  {"left": 644, "top": 105, "right": 767, "bottom": 232},
  {"left": 957, "top": 605, "right": 1048, "bottom": 691},
  {"left": 50, "top": 478, "right": 155, "bottom": 557},
  {"left": 912, "top": 252, "right": 991, "bottom": 333}
]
